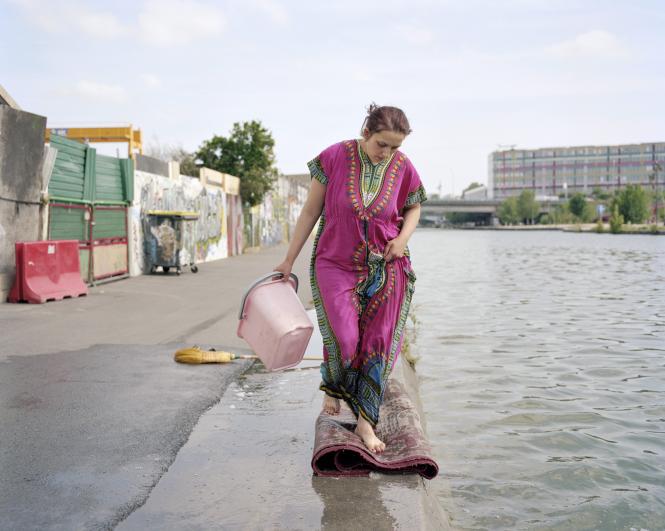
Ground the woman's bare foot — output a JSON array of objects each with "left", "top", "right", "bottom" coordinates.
[
  {"left": 355, "top": 415, "right": 385, "bottom": 453},
  {"left": 322, "top": 394, "right": 340, "bottom": 415}
]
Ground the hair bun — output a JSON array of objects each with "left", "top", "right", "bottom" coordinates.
[{"left": 361, "top": 103, "right": 412, "bottom": 136}]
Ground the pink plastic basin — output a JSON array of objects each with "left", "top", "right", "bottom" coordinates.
[{"left": 237, "top": 272, "right": 314, "bottom": 371}]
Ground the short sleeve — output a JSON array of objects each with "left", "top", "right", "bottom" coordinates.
[
  {"left": 398, "top": 157, "right": 427, "bottom": 210},
  {"left": 307, "top": 143, "right": 339, "bottom": 185}
]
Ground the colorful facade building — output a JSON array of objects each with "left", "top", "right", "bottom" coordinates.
[{"left": 488, "top": 142, "right": 665, "bottom": 199}]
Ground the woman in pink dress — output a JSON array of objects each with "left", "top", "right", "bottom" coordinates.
[{"left": 275, "top": 104, "right": 426, "bottom": 453}]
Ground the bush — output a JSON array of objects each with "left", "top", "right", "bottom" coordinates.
[
  {"left": 595, "top": 219, "right": 605, "bottom": 233},
  {"left": 550, "top": 204, "right": 574, "bottom": 224},
  {"left": 615, "top": 185, "right": 649, "bottom": 224},
  {"left": 609, "top": 204, "right": 624, "bottom": 234}
]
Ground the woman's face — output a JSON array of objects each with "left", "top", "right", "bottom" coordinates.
[{"left": 362, "top": 129, "right": 406, "bottom": 164}]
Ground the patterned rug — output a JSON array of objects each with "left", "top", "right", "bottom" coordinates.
[{"left": 311, "top": 379, "right": 439, "bottom": 479}]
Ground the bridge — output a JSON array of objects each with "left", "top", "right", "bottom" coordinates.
[
  {"left": 420, "top": 198, "right": 564, "bottom": 225},
  {"left": 421, "top": 199, "right": 501, "bottom": 215}
]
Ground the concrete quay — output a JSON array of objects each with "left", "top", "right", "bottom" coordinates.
[{"left": 0, "top": 241, "right": 450, "bottom": 530}]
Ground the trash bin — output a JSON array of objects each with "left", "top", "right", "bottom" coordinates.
[{"left": 145, "top": 210, "right": 199, "bottom": 275}]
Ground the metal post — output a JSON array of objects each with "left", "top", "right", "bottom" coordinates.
[{"left": 655, "top": 162, "right": 663, "bottom": 226}]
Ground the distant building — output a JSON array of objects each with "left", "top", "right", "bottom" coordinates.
[
  {"left": 488, "top": 142, "right": 665, "bottom": 199},
  {"left": 462, "top": 185, "right": 487, "bottom": 200}
]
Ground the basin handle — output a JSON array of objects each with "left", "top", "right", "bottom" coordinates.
[{"left": 238, "top": 272, "right": 299, "bottom": 320}]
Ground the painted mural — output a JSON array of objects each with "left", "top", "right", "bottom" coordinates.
[
  {"left": 129, "top": 171, "right": 228, "bottom": 275},
  {"left": 127, "top": 170, "right": 309, "bottom": 276},
  {"left": 242, "top": 175, "right": 309, "bottom": 250}
]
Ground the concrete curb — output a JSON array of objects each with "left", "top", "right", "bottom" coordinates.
[{"left": 118, "top": 321, "right": 451, "bottom": 530}]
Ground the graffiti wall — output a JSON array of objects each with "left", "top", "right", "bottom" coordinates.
[
  {"left": 243, "top": 174, "right": 309, "bottom": 250},
  {"left": 126, "top": 170, "right": 308, "bottom": 275},
  {"left": 128, "top": 170, "right": 229, "bottom": 275}
]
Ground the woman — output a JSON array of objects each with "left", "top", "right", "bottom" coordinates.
[{"left": 275, "top": 104, "right": 426, "bottom": 453}]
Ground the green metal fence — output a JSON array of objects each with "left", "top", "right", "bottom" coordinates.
[{"left": 47, "top": 135, "right": 132, "bottom": 283}]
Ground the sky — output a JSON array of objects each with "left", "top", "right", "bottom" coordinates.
[{"left": 2, "top": 0, "right": 664, "bottom": 196}]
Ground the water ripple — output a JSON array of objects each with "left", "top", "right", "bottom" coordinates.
[{"left": 410, "top": 230, "right": 665, "bottom": 530}]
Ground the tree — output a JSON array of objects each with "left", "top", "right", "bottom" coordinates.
[
  {"left": 145, "top": 140, "right": 200, "bottom": 177},
  {"left": 498, "top": 196, "right": 520, "bottom": 225},
  {"left": 196, "top": 121, "right": 278, "bottom": 206},
  {"left": 568, "top": 193, "right": 587, "bottom": 220},
  {"left": 591, "top": 187, "right": 611, "bottom": 201},
  {"left": 178, "top": 154, "right": 201, "bottom": 178},
  {"left": 517, "top": 190, "right": 539, "bottom": 224},
  {"left": 615, "top": 184, "right": 649, "bottom": 224}
]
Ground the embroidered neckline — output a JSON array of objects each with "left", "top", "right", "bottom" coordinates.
[
  {"left": 355, "top": 139, "right": 396, "bottom": 210},
  {"left": 343, "top": 140, "right": 405, "bottom": 221}
]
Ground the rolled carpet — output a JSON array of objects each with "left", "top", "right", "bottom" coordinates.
[{"left": 311, "top": 379, "right": 439, "bottom": 479}]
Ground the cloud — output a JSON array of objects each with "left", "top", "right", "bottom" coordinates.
[
  {"left": 9, "top": 0, "right": 125, "bottom": 38},
  {"left": 397, "top": 24, "right": 435, "bottom": 46},
  {"left": 546, "top": 30, "right": 629, "bottom": 60},
  {"left": 351, "top": 70, "right": 373, "bottom": 83},
  {"left": 74, "top": 11, "right": 125, "bottom": 38},
  {"left": 138, "top": 0, "right": 226, "bottom": 47},
  {"left": 141, "top": 74, "right": 162, "bottom": 88},
  {"left": 252, "top": 0, "right": 289, "bottom": 25},
  {"left": 64, "top": 81, "right": 128, "bottom": 103}
]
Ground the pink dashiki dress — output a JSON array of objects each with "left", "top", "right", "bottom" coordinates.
[{"left": 308, "top": 139, "right": 427, "bottom": 427}]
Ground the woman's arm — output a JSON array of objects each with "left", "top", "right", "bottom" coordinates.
[
  {"left": 383, "top": 203, "right": 421, "bottom": 261},
  {"left": 273, "top": 179, "right": 326, "bottom": 277}
]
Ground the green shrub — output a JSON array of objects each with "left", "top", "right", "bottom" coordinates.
[
  {"left": 609, "top": 204, "right": 623, "bottom": 234},
  {"left": 595, "top": 219, "right": 605, "bottom": 233},
  {"left": 615, "top": 185, "right": 649, "bottom": 224}
]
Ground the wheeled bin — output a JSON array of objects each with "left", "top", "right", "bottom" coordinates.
[{"left": 145, "top": 210, "right": 199, "bottom": 275}]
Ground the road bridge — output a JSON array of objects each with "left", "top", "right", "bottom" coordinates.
[
  {"left": 419, "top": 198, "right": 564, "bottom": 226},
  {"left": 421, "top": 199, "right": 501, "bottom": 215},
  {"left": 421, "top": 198, "right": 563, "bottom": 215}
]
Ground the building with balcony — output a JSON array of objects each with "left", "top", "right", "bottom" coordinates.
[{"left": 488, "top": 142, "right": 665, "bottom": 199}]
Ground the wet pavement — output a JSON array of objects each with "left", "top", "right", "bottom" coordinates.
[
  {"left": 118, "top": 320, "right": 448, "bottom": 530},
  {"left": 0, "top": 241, "right": 449, "bottom": 529},
  {"left": 0, "top": 343, "right": 253, "bottom": 530},
  {"left": 0, "top": 243, "right": 311, "bottom": 530}
]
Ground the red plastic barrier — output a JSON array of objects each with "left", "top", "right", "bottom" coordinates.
[{"left": 7, "top": 240, "right": 88, "bottom": 304}]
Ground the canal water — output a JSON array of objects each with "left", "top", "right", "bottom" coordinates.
[{"left": 409, "top": 229, "right": 665, "bottom": 530}]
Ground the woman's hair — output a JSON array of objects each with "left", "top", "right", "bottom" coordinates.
[{"left": 362, "top": 103, "right": 412, "bottom": 136}]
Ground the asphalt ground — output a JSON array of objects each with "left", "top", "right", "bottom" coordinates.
[
  {"left": 0, "top": 242, "right": 312, "bottom": 530},
  {"left": 0, "top": 240, "right": 450, "bottom": 529}
]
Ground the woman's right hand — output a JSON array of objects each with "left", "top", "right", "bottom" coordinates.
[{"left": 273, "top": 259, "right": 293, "bottom": 280}]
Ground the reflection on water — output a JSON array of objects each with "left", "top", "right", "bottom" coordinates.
[{"left": 409, "top": 230, "right": 665, "bottom": 531}]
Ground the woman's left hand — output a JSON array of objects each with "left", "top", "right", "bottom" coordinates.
[{"left": 383, "top": 236, "right": 407, "bottom": 262}]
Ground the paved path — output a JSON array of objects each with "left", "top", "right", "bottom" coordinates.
[
  {"left": 0, "top": 243, "right": 312, "bottom": 530},
  {"left": 0, "top": 240, "right": 449, "bottom": 529},
  {"left": 0, "top": 242, "right": 313, "bottom": 360}
]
